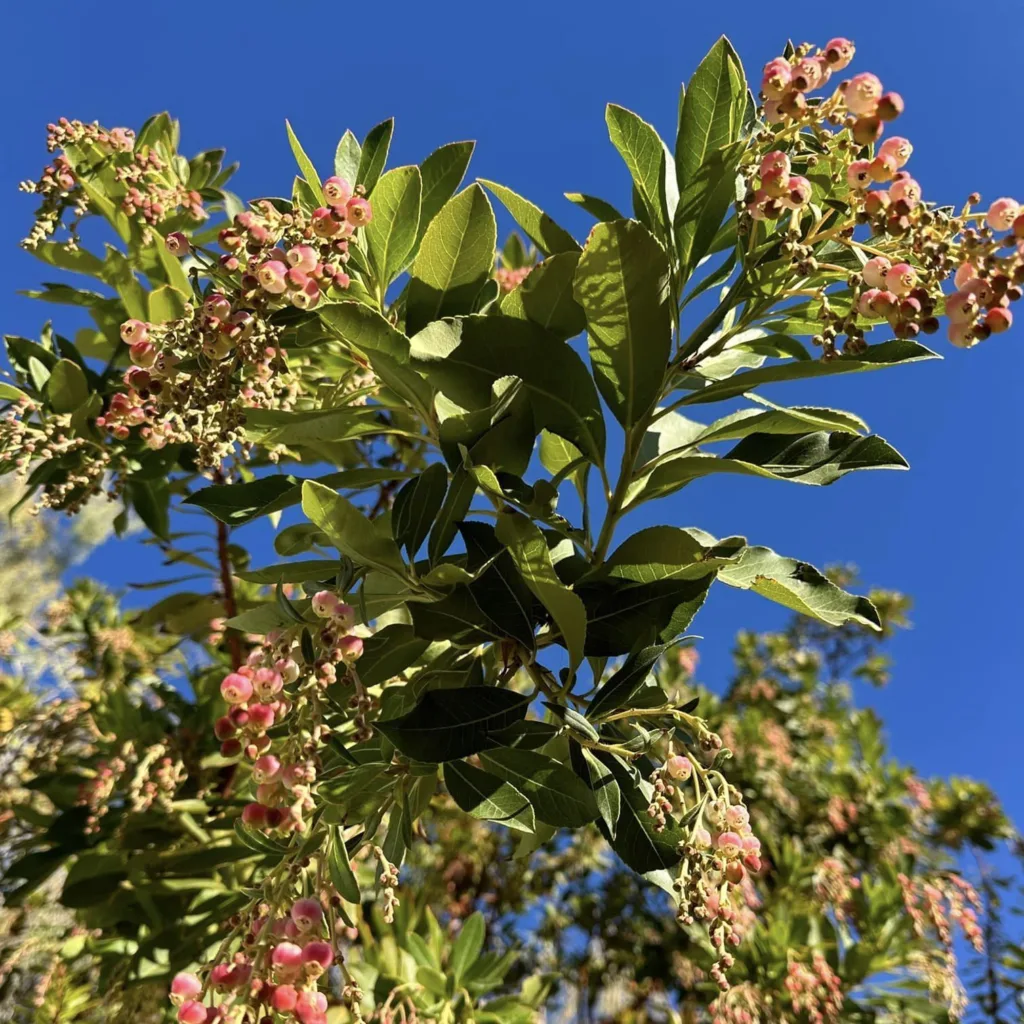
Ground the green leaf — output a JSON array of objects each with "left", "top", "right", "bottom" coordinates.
[
  {"left": 406, "top": 185, "right": 497, "bottom": 335},
  {"left": 411, "top": 315, "right": 605, "bottom": 465},
  {"left": 285, "top": 120, "right": 322, "bottom": 194},
  {"left": 129, "top": 479, "right": 170, "bottom": 540},
  {"left": 428, "top": 466, "right": 476, "bottom": 563},
  {"left": 236, "top": 560, "right": 340, "bottom": 584},
  {"left": 564, "top": 192, "right": 625, "bottom": 222},
  {"left": 374, "top": 686, "right": 530, "bottom": 762},
  {"left": 184, "top": 469, "right": 412, "bottom": 525},
  {"left": 717, "top": 545, "right": 881, "bottom": 629},
  {"left": 356, "top": 118, "right": 394, "bottom": 195},
  {"left": 334, "top": 130, "right": 362, "bottom": 183},
  {"left": 416, "top": 141, "right": 475, "bottom": 248},
  {"left": 148, "top": 284, "right": 188, "bottom": 324},
  {"left": 576, "top": 576, "right": 713, "bottom": 657},
  {"left": 478, "top": 180, "right": 580, "bottom": 255},
  {"left": 393, "top": 463, "right": 448, "bottom": 557},
  {"left": 302, "top": 480, "right": 407, "bottom": 579},
  {"left": 365, "top": 165, "right": 421, "bottom": 287},
  {"left": 495, "top": 510, "right": 586, "bottom": 670},
  {"left": 318, "top": 301, "right": 411, "bottom": 361},
  {"left": 579, "top": 748, "right": 621, "bottom": 839},
  {"left": 587, "top": 643, "right": 671, "bottom": 720},
  {"left": 357, "top": 624, "right": 430, "bottom": 687},
  {"left": 443, "top": 761, "right": 535, "bottom": 833},
  {"left": 242, "top": 406, "right": 394, "bottom": 447},
  {"left": 499, "top": 252, "right": 586, "bottom": 340},
  {"left": 479, "top": 748, "right": 598, "bottom": 828},
  {"left": 574, "top": 220, "right": 672, "bottom": 432},
  {"left": 674, "top": 37, "right": 747, "bottom": 277},
  {"left": 627, "top": 431, "right": 908, "bottom": 507},
  {"left": 0, "top": 382, "right": 29, "bottom": 402},
  {"left": 602, "top": 525, "right": 746, "bottom": 583},
  {"left": 605, "top": 105, "right": 672, "bottom": 234},
  {"left": 689, "top": 404, "right": 869, "bottom": 445},
  {"left": 32, "top": 242, "right": 105, "bottom": 278},
  {"left": 328, "top": 826, "right": 361, "bottom": 903},
  {"left": 46, "top": 359, "right": 88, "bottom": 413},
  {"left": 450, "top": 911, "right": 486, "bottom": 985},
  {"left": 681, "top": 339, "right": 940, "bottom": 405},
  {"left": 601, "top": 755, "right": 684, "bottom": 873}
]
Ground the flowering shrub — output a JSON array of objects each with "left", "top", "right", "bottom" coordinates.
[{"left": 1, "top": 34, "right": 1021, "bottom": 1024}]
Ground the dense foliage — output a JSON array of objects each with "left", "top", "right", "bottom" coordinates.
[{"left": 1, "top": 34, "right": 1022, "bottom": 1024}]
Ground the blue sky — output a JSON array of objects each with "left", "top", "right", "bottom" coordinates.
[{"left": 2, "top": 1, "right": 1021, "bottom": 830}]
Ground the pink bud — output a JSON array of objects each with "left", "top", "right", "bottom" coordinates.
[
  {"left": 715, "top": 831, "right": 744, "bottom": 858},
  {"left": 823, "top": 37, "right": 855, "bottom": 71},
  {"left": 323, "top": 176, "right": 353, "bottom": 208},
  {"left": 725, "top": 804, "right": 749, "bottom": 829},
  {"left": 214, "top": 716, "right": 236, "bottom": 741},
  {"left": 302, "top": 940, "right": 334, "bottom": 968},
  {"left": 984, "top": 307, "right": 1012, "bottom": 333},
  {"left": 784, "top": 175, "right": 812, "bottom": 208},
  {"left": 846, "top": 160, "right": 873, "bottom": 191},
  {"left": 241, "top": 802, "right": 268, "bottom": 827},
  {"left": 296, "top": 990, "right": 328, "bottom": 1024},
  {"left": 885, "top": 263, "right": 918, "bottom": 296},
  {"left": 336, "top": 635, "right": 363, "bottom": 664},
  {"left": 312, "top": 207, "right": 342, "bottom": 238},
  {"left": 852, "top": 116, "right": 883, "bottom": 146},
  {"left": 791, "top": 57, "right": 824, "bottom": 93},
  {"left": 345, "top": 196, "right": 373, "bottom": 226},
  {"left": 858, "top": 288, "right": 895, "bottom": 318},
  {"left": 287, "top": 244, "right": 318, "bottom": 273},
  {"left": 256, "top": 782, "right": 280, "bottom": 805},
  {"left": 986, "top": 197, "right": 1020, "bottom": 232},
  {"left": 171, "top": 972, "right": 202, "bottom": 1002},
  {"left": 209, "top": 963, "right": 234, "bottom": 989},
  {"left": 291, "top": 897, "right": 325, "bottom": 931},
  {"left": 889, "top": 176, "right": 921, "bottom": 209},
  {"left": 120, "top": 319, "right": 149, "bottom": 345},
  {"left": 129, "top": 341, "right": 157, "bottom": 368},
  {"left": 312, "top": 591, "right": 342, "bottom": 619},
  {"left": 272, "top": 985, "right": 299, "bottom": 1012},
  {"left": 693, "top": 827, "right": 712, "bottom": 849},
  {"left": 877, "top": 92, "right": 904, "bottom": 121},
  {"left": 257, "top": 260, "right": 289, "bottom": 295},
  {"left": 248, "top": 703, "right": 276, "bottom": 731},
  {"left": 761, "top": 57, "right": 791, "bottom": 101},
  {"left": 177, "top": 1002, "right": 208, "bottom": 1024},
  {"left": 253, "top": 667, "right": 283, "bottom": 701},
  {"left": 844, "top": 72, "right": 883, "bottom": 116},
  {"left": 203, "top": 293, "right": 232, "bottom": 319},
  {"left": 879, "top": 136, "right": 913, "bottom": 168},
  {"left": 252, "top": 754, "right": 282, "bottom": 784},
  {"left": 868, "top": 154, "right": 898, "bottom": 183},
  {"left": 665, "top": 755, "right": 692, "bottom": 780},
  {"left": 759, "top": 150, "right": 790, "bottom": 179},
  {"left": 276, "top": 658, "right": 300, "bottom": 684},
  {"left": 760, "top": 166, "right": 789, "bottom": 199},
  {"left": 220, "top": 673, "right": 253, "bottom": 705},
  {"left": 271, "top": 941, "right": 304, "bottom": 971},
  {"left": 165, "top": 232, "right": 190, "bottom": 258},
  {"left": 290, "top": 279, "right": 321, "bottom": 309},
  {"left": 948, "top": 321, "right": 976, "bottom": 348},
  {"left": 862, "top": 256, "right": 892, "bottom": 289},
  {"left": 953, "top": 263, "right": 977, "bottom": 290}
]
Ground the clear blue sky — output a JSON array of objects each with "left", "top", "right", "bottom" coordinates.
[{"left": 2, "top": 2, "right": 1021, "bottom": 827}]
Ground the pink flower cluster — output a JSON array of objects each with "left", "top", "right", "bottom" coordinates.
[
  {"left": 748, "top": 150, "right": 812, "bottom": 220},
  {"left": 784, "top": 953, "right": 844, "bottom": 1024},
  {"left": 220, "top": 592, "right": 364, "bottom": 833},
  {"left": 169, "top": 898, "right": 336, "bottom": 1024}
]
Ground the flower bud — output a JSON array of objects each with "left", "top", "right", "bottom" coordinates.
[
  {"left": 868, "top": 154, "right": 898, "bottom": 183},
  {"left": 312, "top": 590, "right": 342, "bottom": 618},
  {"left": 877, "top": 92, "right": 904, "bottom": 121},
  {"left": 301, "top": 940, "right": 334, "bottom": 968},
  {"left": 986, "top": 197, "right": 1020, "bottom": 232},
  {"left": 272, "top": 941, "right": 304, "bottom": 971},
  {"left": 879, "top": 136, "right": 913, "bottom": 168},
  {"left": 846, "top": 160, "right": 872, "bottom": 190},
  {"left": 272, "top": 985, "right": 299, "bottom": 1012},
  {"left": 171, "top": 973, "right": 202, "bottom": 1003},
  {"left": 323, "top": 176, "right": 353, "bottom": 207},
  {"left": 862, "top": 256, "right": 891, "bottom": 289},
  {"left": 715, "top": 831, "right": 744, "bottom": 858},
  {"left": 252, "top": 754, "right": 282, "bottom": 784},
  {"left": 823, "top": 37, "right": 855, "bottom": 70},
  {"left": 257, "top": 260, "right": 288, "bottom": 295},
  {"left": 984, "top": 307, "right": 1013, "bottom": 333},
  {"left": 761, "top": 57, "right": 791, "bottom": 101},
  {"left": 120, "top": 319, "right": 149, "bottom": 344},
  {"left": 248, "top": 703, "right": 276, "bottom": 731},
  {"left": 852, "top": 116, "right": 883, "bottom": 146},
  {"left": 784, "top": 175, "right": 812, "bottom": 209},
  {"left": 311, "top": 207, "right": 342, "bottom": 238},
  {"left": 759, "top": 150, "right": 791, "bottom": 179},
  {"left": 336, "top": 635, "right": 363, "bottom": 664},
  {"left": 220, "top": 673, "right": 253, "bottom": 705},
  {"left": 177, "top": 1002, "right": 208, "bottom": 1024},
  {"left": 276, "top": 658, "right": 301, "bottom": 684},
  {"left": 665, "top": 754, "right": 692, "bottom": 780},
  {"left": 241, "top": 802, "right": 268, "bottom": 827},
  {"left": 889, "top": 175, "right": 921, "bottom": 209},
  {"left": 129, "top": 341, "right": 157, "bottom": 368},
  {"left": 844, "top": 72, "right": 883, "bottom": 116},
  {"left": 291, "top": 897, "right": 325, "bottom": 931},
  {"left": 885, "top": 263, "right": 918, "bottom": 296},
  {"left": 791, "top": 57, "right": 824, "bottom": 92},
  {"left": 165, "top": 232, "right": 190, "bottom": 258},
  {"left": 290, "top": 279, "right": 321, "bottom": 309},
  {"left": 346, "top": 196, "right": 373, "bottom": 226},
  {"left": 214, "top": 716, "right": 236, "bottom": 741},
  {"left": 945, "top": 290, "right": 978, "bottom": 324}
]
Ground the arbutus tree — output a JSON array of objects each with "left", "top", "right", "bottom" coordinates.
[{"left": 1, "top": 33, "right": 1021, "bottom": 1024}]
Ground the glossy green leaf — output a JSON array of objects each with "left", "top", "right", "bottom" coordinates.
[
  {"left": 235, "top": 560, "right": 340, "bottom": 584},
  {"left": 606, "top": 104, "right": 672, "bottom": 234},
  {"left": 416, "top": 141, "right": 475, "bottom": 247},
  {"left": 302, "top": 480, "right": 407, "bottom": 579},
  {"left": 579, "top": 747, "right": 621, "bottom": 838},
  {"left": 334, "top": 130, "right": 361, "bottom": 183},
  {"left": 406, "top": 185, "right": 496, "bottom": 335},
  {"left": 365, "top": 165, "right": 421, "bottom": 287},
  {"left": 285, "top": 120, "right": 322, "bottom": 193},
  {"left": 443, "top": 760, "right": 536, "bottom": 833},
  {"left": 575, "top": 220, "right": 672, "bottom": 432},
  {"left": 450, "top": 910, "right": 486, "bottom": 985},
  {"left": 674, "top": 37, "right": 747, "bottom": 277},
  {"left": 392, "top": 462, "right": 448, "bottom": 556},
  {"left": 564, "top": 192, "right": 625, "bottom": 222},
  {"left": 356, "top": 118, "right": 393, "bottom": 195},
  {"left": 375, "top": 686, "right": 530, "bottom": 762},
  {"left": 318, "top": 300, "right": 411, "bottom": 361},
  {"left": 479, "top": 747, "right": 598, "bottom": 828},
  {"left": 478, "top": 179, "right": 580, "bottom": 255},
  {"left": 46, "top": 359, "right": 88, "bottom": 413},
  {"left": 717, "top": 545, "right": 881, "bottom": 629},
  {"left": 495, "top": 510, "right": 586, "bottom": 670},
  {"left": 587, "top": 643, "right": 672, "bottom": 720},
  {"left": 328, "top": 825, "right": 361, "bottom": 903},
  {"left": 357, "top": 624, "right": 430, "bottom": 687},
  {"left": 602, "top": 525, "right": 746, "bottom": 583},
  {"left": 499, "top": 252, "right": 586, "bottom": 340}
]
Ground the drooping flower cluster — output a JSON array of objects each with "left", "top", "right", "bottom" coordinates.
[
  {"left": 783, "top": 952, "right": 844, "bottom": 1024},
  {"left": 744, "top": 39, "right": 1024, "bottom": 356},
  {"left": 216, "top": 590, "right": 364, "bottom": 836},
  {"left": 169, "top": 897, "right": 347, "bottom": 1024}
]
